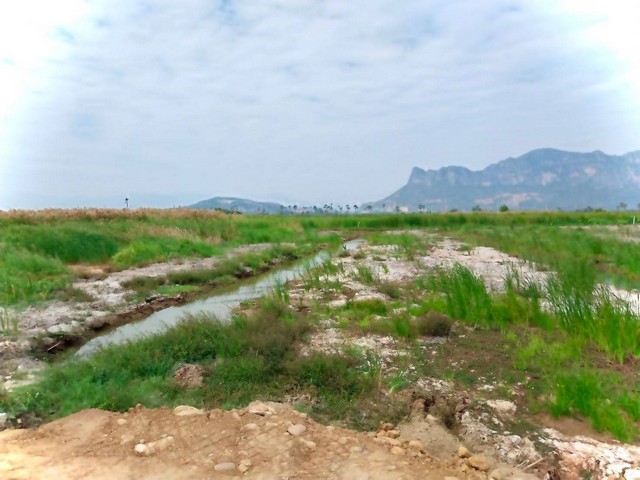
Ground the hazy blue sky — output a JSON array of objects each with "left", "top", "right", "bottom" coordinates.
[{"left": 1, "top": 0, "right": 639, "bottom": 209}]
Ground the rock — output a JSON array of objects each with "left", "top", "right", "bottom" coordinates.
[
  {"left": 379, "top": 422, "right": 395, "bottom": 431},
  {"left": 0, "top": 412, "right": 7, "bottom": 428},
  {"left": 299, "top": 439, "right": 317, "bottom": 451},
  {"left": 247, "top": 401, "right": 275, "bottom": 416},
  {"left": 486, "top": 400, "right": 516, "bottom": 416},
  {"left": 408, "top": 440, "right": 425, "bottom": 452},
  {"left": 133, "top": 436, "right": 175, "bottom": 456},
  {"left": 116, "top": 418, "right": 127, "bottom": 426},
  {"left": 625, "top": 470, "right": 640, "bottom": 480},
  {"left": 85, "top": 316, "right": 107, "bottom": 329},
  {"left": 385, "top": 429, "right": 400, "bottom": 439},
  {"left": 468, "top": 455, "right": 492, "bottom": 472},
  {"left": 242, "top": 422, "right": 259, "bottom": 431},
  {"left": 350, "top": 446, "right": 364, "bottom": 453},
  {"left": 173, "top": 405, "right": 205, "bottom": 417},
  {"left": 287, "top": 424, "right": 307, "bottom": 436},
  {"left": 390, "top": 446, "right": 406, "bottom": 456},
  {"left": 373, "top": 436, "right": 401, "bottom": 447},
  {"left": 458, "top": 446, "right": 472, "bottom": 458},
  {"left": 46, "top": 323, "right": 77, "bottom": 334},
  {"left": 213, "top": 462, "right": 236, "bottom": 472},
  {"left": 173, "top": 364, "right": 204, "bottom": 388}
]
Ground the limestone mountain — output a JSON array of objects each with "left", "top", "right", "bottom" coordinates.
[{"left": 369, "top": 148, "right": 640, "bottom": 211}]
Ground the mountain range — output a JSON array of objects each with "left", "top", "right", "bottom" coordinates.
[
  {"left": 368, "top": 148, "right": 640, "bottom": 212},
  {"left": 189, "top": 196, "right": 283, "bottom": 214}
]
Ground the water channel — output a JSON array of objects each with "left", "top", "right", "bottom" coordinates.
[{"left": 76, "top": 239, "right": 363, "bottom": 356}]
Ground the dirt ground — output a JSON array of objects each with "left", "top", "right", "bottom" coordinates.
[{"left": 0, "top": 402, "right": 540, "bottom": 480}]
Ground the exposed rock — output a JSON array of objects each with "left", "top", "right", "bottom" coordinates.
[
  {"left": 246, "top": 401, "right": 275, "bottom": 416},
  {"left": 173, "top": 363, "right": 204, "bottom": 388},
  {"left": 486, "top": 400, "right": 517, "bottom": 416},
  {"left": 172, "top": 405, "right": 205, "bottom": 417},
  {"left": 133, "top": 436, "right": 174, "bottom": 456},
  {"left": 408, "top": 440, "right": 425, "bottom": 452},
  {"left": 468, "top": 455, "right": 492, "bottom": 472},
  {"left": 213, "top": 462, "right": 236, "bottom": 472},
  {"left": 0, "top": 413, "right": 7, "bottom": 428},
  {"left": 458, "top": 445, "right": 472, "bottom": 458},
  {"left": 299, "top": 439, "right": 317, "bottom": 451},
  {"left": 287, "top": 424, "right": 307, "bottom": 436}
]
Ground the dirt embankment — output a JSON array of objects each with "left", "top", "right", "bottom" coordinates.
[{"left": 0, "top": 401, "right": 541, "bottom": 480}]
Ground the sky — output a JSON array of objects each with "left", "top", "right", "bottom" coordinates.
[{"left": 1, "top": 0, "right": 639, "bottom": 209}]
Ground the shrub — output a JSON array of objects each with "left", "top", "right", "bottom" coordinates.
[{"left": 415, "top": 311, "right": 453, "bottom": 337}]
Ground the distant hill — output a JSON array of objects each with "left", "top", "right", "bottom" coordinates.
[
  {"left": 367, "top": 148, "right": 640, "bottom": 212},
  {"left": 189, "top": 197, "right": 283, "bottom": 214}
]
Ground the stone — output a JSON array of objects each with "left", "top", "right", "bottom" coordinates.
[
  {"left": 486, "top": 400, "right": 516, "bottom": 415},
  {"left": 379, "top": 422, "right": 395, "bottom": 431},
  {"left": 350, "top": 446, "right": 364, "bottom": 453},
  {"left": 386, "top": 429, "right": 401, "bottom": 439},
  {"left": 247, "top": 401, "right": 275, "bottom": 416},
  {"left": 116, "top": 418, "right": 127, "bottom": 426},
  {"left": 458, "top": 446, "right": 472, "bottom": 458},
  {"left": 173, "top": 364, "right": 204, "bottom": 388},
  {"left": 173, "top": 405, "right": 205, "bottom": 417},
  {"left": 408, "top": 440, "right": 425, "bottom": 452},
  {"left": 133, "top": 436, "right": 174, "bottom": 456},
  {"left": 468, "top": 455, "right": 492, "bottom": 472},
  {"left": 390, "top": 446, "right": 406, "bottom": 456},
  {"left": 373, "top": 436, "right": 401, "bottom": 447},
  {"left": 626, "top": 470, "right": 640, "bottom": 480},
  {"left": 287, "top": 424, "right": 307, "bottom": 436},
  {"left": 300, "top": 439, "right": 317, "bottom": 451},
  {"left": 242, "top": 422, "right": 259, "bottom": 431},
  {"left": 46, "top": 323, "right": 77, "bottom": 334},
  {"left": 213, "top": 462, "right": 236, "bottom": 472},
  {"left": 0, "top": 412, "right": 7, "bottom": 428},
  {"left": 85, "top": 316, "right": 107, "bottom": 329}
]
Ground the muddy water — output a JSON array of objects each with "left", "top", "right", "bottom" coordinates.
[{"left": 76, "top": 239, "right": 363, "bottom": 356}]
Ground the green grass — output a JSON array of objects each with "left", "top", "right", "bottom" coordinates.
[
  {"left": 0, "top": 209, "right": 635, "bottom": 306},
  {"left": 1, "top": 295, "right": 402, "bottom": 430},
  {"left": 4, "top": 209, "right": 640, "bottom": 441},
  {"left": 412, "top": 261, "right": 640, "bottom": 441}
]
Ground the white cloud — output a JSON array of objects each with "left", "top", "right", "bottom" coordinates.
[{"left": 1, "top": 0, "right": 639, "bottom": 208}]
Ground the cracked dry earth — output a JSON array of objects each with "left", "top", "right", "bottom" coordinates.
[{"left": 0, "top": 402, "right": 538, "bottom": 480}]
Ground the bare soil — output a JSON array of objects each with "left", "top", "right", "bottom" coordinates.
[{"left": 0, "top": 402, "right": 539, "bottom": 480}]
